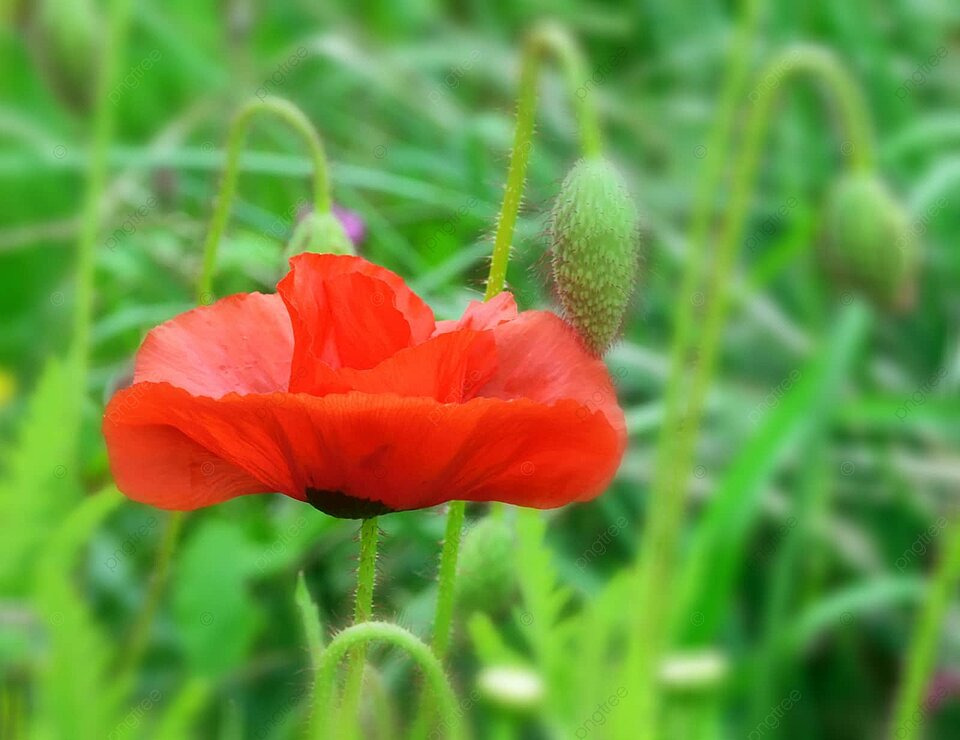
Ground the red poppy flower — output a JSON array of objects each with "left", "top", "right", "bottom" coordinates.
[{"left": 103, "top": 254, "right": 626, "bottom": 518}]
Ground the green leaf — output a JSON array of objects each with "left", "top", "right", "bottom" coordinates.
[
  {"left": 675, "top": 301, "right": 870, "bottom": 644},
  {"left": 172, "top": 517, "right": 262, "bottom": 678},
  {"left": 0, "top": 355, "right": 82, "bottom": 594},
  {"left": 32, "top": 487, "right": 128, "bottom": 740}
]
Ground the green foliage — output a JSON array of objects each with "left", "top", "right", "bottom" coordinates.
[
  {"left": 32, "top": 489, "right": 127, "bottom": 740},
  {"left": 0, "top": 356, "right": 82, "bottom": 596},
  {"left": 1, "top": 1, "right": 958, "bottom": 738},
  {"left": 172, "top": 518, "right": 262, "bottom": 678}
]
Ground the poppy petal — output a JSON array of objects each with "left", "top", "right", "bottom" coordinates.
[
  {"left": 279, "top": 253, "right": 435, "bottom": 364},
  {"left": 133, "top": 292, "right": 293, "bottom": 397},
  {"left": 434, "top": 292, "right": 518, "bottom": 335},
  {"left": 282, "top": 270, "right": 415, "bottom": 382},
  {"left": 103, "top": 387, "right": 272, "bottom": 509},
  {"left": 306, "top": 329, "right": 498, "bottom": 402},
  {"left": 479, "top": 310, "right": 626, "bottom": 433},
  {"left": 104, "top": 382, "right": 620, "bottom": 512}
]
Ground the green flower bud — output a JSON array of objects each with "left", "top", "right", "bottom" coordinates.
[
  {"left": 549, "top": 156, "right": 642, "bottom": 355},
  {"left": 284, "top": 210, "right": 354, "bottom": 260},
  {"left": 456, "top": 516, "right": 516, "bottom": 616},
  {"left": 26, "top": 0, "right": 100, "bottom": 112},
  {"left": 818, "top": 173, "right": 919, "bottom": 310}
]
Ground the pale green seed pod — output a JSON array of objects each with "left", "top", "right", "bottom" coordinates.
[
  {"left": 477, "top": 665, "right": 544, "bottom": 712},
  {"left": 549, "top": 156, "right": 642, "bottom": 355},
  {"left": 284, "top": 210, "right": 354, "bottom": 260},
  {"left": 456, "top": 516, "right": 516, "bottom": 616},
  {"left": 818, "top": 173, "right": 919, "bottom": 311},
  {"left": 26, "top": 0, "right": 100, "bottom": 112}
]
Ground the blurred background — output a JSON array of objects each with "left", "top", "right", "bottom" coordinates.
[{"left": 1, "top": 1, "right": 959, "bottom": 738}]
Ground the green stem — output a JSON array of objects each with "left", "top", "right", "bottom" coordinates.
[
  {"left": 411, "top": 501, "right": 466, "bottom": 738},
  {"left": 630, "top": 42, "right": 877, "bottom": 738},
  {"left": 118, "top": 510, "right": 183, "bottom": 676},
  {"left": 339, "top": 517, "right": 380, "bottom": 727},
  {"left": 416, "top": 22, "right": 604, "bottom": 735},
  {"left": 196, "top": 96, "right": 334, "bottom": 302},
  {"left": 890, "top": 517, "right": 960, "bottom": 740},
  {"left": 73, "top": 0, "right": 132, "bottom": 404},
  {"left": 485, "top": 22, "right": 603, "bottom": 300},
  {"left": 314, "top": 622, "right": 463, "bottom": 740},
  {"left": 431, "top": 502, "right": 467, "bottom": 659}
]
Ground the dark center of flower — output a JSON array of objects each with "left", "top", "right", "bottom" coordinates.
[{"left": 305, "top": 488, "right": 396, "bottom": 519}]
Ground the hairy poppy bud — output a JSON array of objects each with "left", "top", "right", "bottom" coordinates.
[
  {"left": 26, "top": 0, "right": 100, "bottom": 112},
  {"left": 284, "top": 210, "right": 355, "bottom": 260},
  {"left": 456, "top": 516, "right": 516, "bottom": 615},
  {"left": 549, "top": 156, "right": 641, "bottom": 355},
  {"left": 818, "top": 173, "right": 918, "bottom": 310}
]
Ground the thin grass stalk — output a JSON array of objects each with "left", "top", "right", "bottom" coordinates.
[
  {"left": 890, "top": 517, "right": 960, "bottom": 740},
  {"left": 629, "top": 43, "right": 877, "bottom": 738}
]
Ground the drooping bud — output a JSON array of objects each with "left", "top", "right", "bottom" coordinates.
[
  {"left": 456, "top": 516, "right": 516, "bottom": 616},
  {"left": 549, "top": 156, "right": 642, "bottom": 355},
  {"left": 817, "top": 173, "right": 919, "bottom": 311},
  {"left": 284, "top": 209, "right": 355, "bottom": 260},
  {"left": 26, "top": 0, "right": 100, "bottom": 112}
]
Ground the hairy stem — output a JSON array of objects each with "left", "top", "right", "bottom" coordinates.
[
  {"left": 314, "top": 622, "right": 463, "bottom": 740},
  {"left": 196, "top": 96, "right": 335, "bottom": 301},
  {"left": 486, "top": 22, "right": 604, "bottom": 300},
  {"left": 339, "top": 517, "right": 380, "bottom": 727}
]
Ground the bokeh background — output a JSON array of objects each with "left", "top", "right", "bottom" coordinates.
[{"left": 2, "top": 1, "right": 959, "bottom": 738}]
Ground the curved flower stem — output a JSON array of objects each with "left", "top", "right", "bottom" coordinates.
[
  {"left": 410, "top": 501, "right": 466, "bottom": 738},
  {"left": 890, "top": 517, "right": 960, "bottom": 740},
  {"left": 485, "top": 22, "right": 604, "bottom": 300},
  {"left": 630, "top": 43, "right": 877, "bottom": 739},
  {"left": 196, "top": 96, "right": 334, "bottom": 301},
  {"left": 73, "top": 0, "right": 132, "bottom": 405},
  {"left": 121, "top": 97, "right": 335, "bottom": 686},
  {"left": 118, "top": 510, "right": 183, "bottom": 675},
  {"left": 339, "top": 517, "right": 380, "bottom": 727},
  {"left": 314, "top": 622, "right": 463, "bottom": 740}
]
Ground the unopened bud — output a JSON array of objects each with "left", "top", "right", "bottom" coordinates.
[
  {"left": 284, "top": 210, "right": 354, "bottom": 260},
  {"left": 26, "top": 0, "right": 100, "bottom": 112},
  {"left": 818, "top": 173, "right": 919, "bottom": 311},
  {"left": 549, "top": 157, "right": 642, "bottom": 355},
  {"left": 456, "top": 516, "right": 516, "bottom": 616}
]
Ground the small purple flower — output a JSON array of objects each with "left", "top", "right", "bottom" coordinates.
[
  {"left": 925, "top": 670, "right": 960, "bottom": 713},
  {"left": 333, "top": 205, "right": 366, "bottom": 245},
  {"left": 295, "top": 204, "right": 366, "bottom": 247}
]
